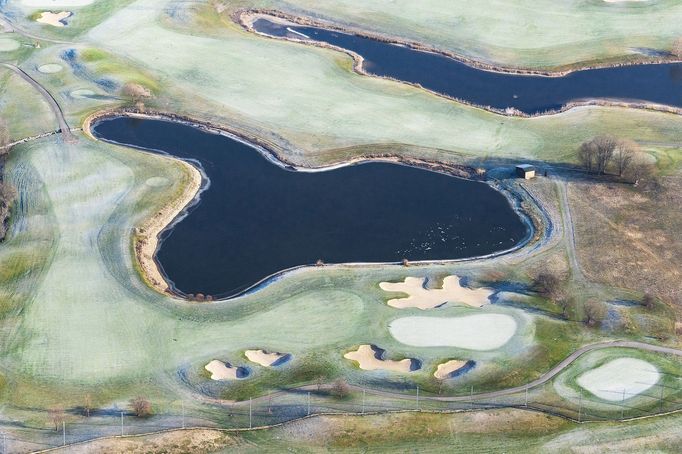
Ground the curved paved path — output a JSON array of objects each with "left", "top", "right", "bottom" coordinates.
[{"left": 2, "top": 63, "right": 75, "bottom": 142}]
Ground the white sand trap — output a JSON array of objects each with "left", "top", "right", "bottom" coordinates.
[
  {"left": 576, "top": 358, "right": 660, "bottom": 401},
  {"left": 22, "top": 0, "right": 93, "bottom": 6},
  {"left": 344, "top": 344, "right": 418, "bottom": 373},
  {"left": 380, "top": 276, "right": 493, "bottom": 310},
  {"left": 0, "top": 38, "right": 20, "bottom": 52},
  {"left": 434, "top": 359, "right": 469, "bottom": 380},
  {"left": 70, "top": 88, "right": 96, "bottom": 99},
  {"left": 245, "top": 349, "right": 290, "bottom": 367},
  {"left": 36, "top": 11, "right": 72, "bottom": 27},
  {"left": 37, "top": 64, "right": 63, "bottom": 74},
  {"left": 204, "top": 360, "right": 248, "bottom": 380},
  {"left": 145, "top": 177, "right": 170, "bottom": 188},
  {"left": 390, "top": 314, "right": 517, "bottom": 350}
]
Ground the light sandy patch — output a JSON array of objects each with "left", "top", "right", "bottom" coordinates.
[
  {"left": 245, "top": 349, "right": 290, "bottom": 367},
  {"left": 204, "top": 360, "right": 246, "bottom": 380},
  {"left": 390, "top": 314, "right": 517, "bottom": 350},
  {"left": 0, "top": 38, "right": 20, "bottom": 52},
  {"left": 37, "top": 64, "right": 63, "bottom": 74},
  {"left": 344, "top": 344, "right": 417, "bottom": 373},
  {"left": 145, "top": 176, "right": 170, "bottom": 188},
  {"left": 70, "top": 89, "right": 96, "bottom": 99},
  {"left": 22, "top": 0, "right": 93, "bottom": 6},
  {"left": 576, "top": 358, "right": 659, "bottom": 401},
  {"left": 434, "top": 359, "right": 468, "bottom": 379},
  {"left": 36, "top": 11, "right": 72, "bottom": 27},
  {"left": 380, "top": 275, "right": 493, "bottom": 310}
]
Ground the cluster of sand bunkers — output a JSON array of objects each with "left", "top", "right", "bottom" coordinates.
[
  {"left": 205, "top": 349, "right": 291, "bottom": 380},
  {"left": 343, "top": 275, "right": 506, "bottom": 379}
]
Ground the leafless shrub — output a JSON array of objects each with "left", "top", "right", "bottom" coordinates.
[
  {"left": 330, "top": 378, "right": 350, "bottom": 399},
  {"left": 584, "top": 300, "right": 606, "bottom": 327},
  {"left": 48, "top": 407, "right": 65, "bottom": 431},
  {"left": 129, "top": 396, "right": 152, "bottom": 418}
]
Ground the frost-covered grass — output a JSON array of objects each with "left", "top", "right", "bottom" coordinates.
[
  {"left": 250, "top": 0, "right": 682, "bottom": 69},
  {"left": 0, "top": 69, "right": 58, "bottom": 139}
]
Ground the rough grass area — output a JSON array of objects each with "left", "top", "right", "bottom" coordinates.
[
  {"left": 58, "top": 408, "right": 682, "bottom": 453},
  {"left": 569, "top": 176, "right": 682, "bottom": 319},
  {"left": 0, "top": 70, "right": 58, "bottom": 140}
]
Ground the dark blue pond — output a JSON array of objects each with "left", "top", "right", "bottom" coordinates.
[
  {"left": 253, "top": 18, "right": 682, "bottom": 115},
  {"left": 93, "top": 117, "right": 528, "bottom": 298}
]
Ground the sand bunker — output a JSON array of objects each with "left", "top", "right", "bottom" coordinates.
[
  {"left": 204, "top": 360, "right": 248, "bottom": 380},
  {"left": 144, "top": 176, "right": 171, "bottom": 188},
  {"left": 245, "top": 349, "right": 291, "bottom": 367},
  {"left": 38, "top": 64, "right": 63, "bottom": 74},
  {"left": 36, "top": 11, "right": 72, "bottom": 27},
  {"left": 70, "top": 89, "right": 96, "bottom": 99},
  {"left": 22, "top": 0, "right": 93, "bottom": 6},
  {"left": 0, "top": 38, "right": 20, "bottom": 52},
  {"left": 434, "top": 359, "right": 472, "bottom": 380},
  {"left": 380, "top": 276, "right": 493, "bottom": 310},
  {"left": 576, "top": 358, "right": 660, "bottom": 401},
  {"left": 344, "top": 344, "right": 419, "bottom": 373},
  {"left": 390, "top": 314, "right": 517, "bottom": 350}
]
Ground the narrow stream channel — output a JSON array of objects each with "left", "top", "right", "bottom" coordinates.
[
  {"left": 252, "top": 18, "right": 682, "bottom": 114},
  {"left": 93, "top": 117, "right": 529, "bottom": 298}
]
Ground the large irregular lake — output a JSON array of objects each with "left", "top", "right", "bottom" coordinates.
[
  {"left": 253, "top": 18, "right": 682, "bottom": 115},
  {"left": 93, "top": 117, "right": 528, "bottom": 298}
]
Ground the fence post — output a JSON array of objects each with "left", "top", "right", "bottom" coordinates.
[
  {"left": 3, "top": 432, "right": 6, "bottom": 454},
  {"left": 120, "top": 411, "right": 124, "bottom": 436},
  {"left": 361, "top": 389, "right": 365, "bottom": 415},
  {"left": 621, "top": 389, "right": 626, "bottom": 419},
  {"left": 62, "top": 421, "right": 65, "bottom": 446},
  {"left": 249, "top": 398, "right": 252, "bottom": 429},
  {"left": 525, "top": 388, "right": 528, "bottom": 407},
  {"left": 659, "top": 384, "right": 664, "bottom": 413},
  {"left": 182, "top": 400, "right": 185, "bottom": 429},
  {"left": 307, "top": 392, "right": 311, "bottom": 416},
  {"left": 470, "top": 385, "right": 474, "bottom": 409},
  {"left": 578, "top": 391, "right": 582, "bottom": 422},
  {"left": 416, "top": 386, "right": 419, "bottom": 411}
]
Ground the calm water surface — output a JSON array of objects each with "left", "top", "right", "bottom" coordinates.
[
  {"left": 253, "top": 19, "right": 682, "bottom": 114},
  {"left": 93, "top": 117, "right": 528, "bottom": 297}
]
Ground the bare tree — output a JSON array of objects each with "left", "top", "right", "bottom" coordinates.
[
  {"left": 330, "top": 378, "right": 350, "bottom": 399},
  {"left": 642, "top": 293, "right": 656, "bottom": 310},
  {"left": 584, "top": 300, "right": 606, "bottom": 327},
  {"left": 624, "top": 155, "right": 656, "bottom": 186},
  {"left": 48, "top": 407, "right": 66, "bottom": 431},
  {"left": 613, "top": 139, "right": 638, "bottom": 177},
  {"left": 129, "top": 396, "right": 152, "bottom": 418},
  {"left": 121, "top": 82, "right": 152, "bottom": 111},
  {"left": 672, "top": 37, "right": 682, "bottom": 58},
  {"left": 0, "top": 118, "right": 9, "bottom": 151},
  {"left": 578, "top": 136, "right": 617, "bottom": 174},
  {"left": 83, "top": 394, "right": 93, "bottom": 417},
  {"left": 0, "top": 181, "right": 17, "bottom": 241},
  {"left": 532, "top": 272, "right": 563, "bottom": 301}
]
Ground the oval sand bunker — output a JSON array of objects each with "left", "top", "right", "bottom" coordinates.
[
  {"left": 389, "top": 314, "right": 517, "bottom": 350},
  {"left": 576, "top": 358, "right": 659, "bottom": 401},
  {"left": 0, "top": 38, "right": 20, "bottom": 52},
  {"left": 38, "top": 64, "right": 63, "bottom": 74}
]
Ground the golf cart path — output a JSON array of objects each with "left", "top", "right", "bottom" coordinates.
[{"left": 2, "top": 63, "right": 75, "bottom": 142}]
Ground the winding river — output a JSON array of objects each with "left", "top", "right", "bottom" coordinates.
[
  {"left": 93, "top": 117, "right": 528, "bottom": 298},
  {"left": 252, "top": 18, "right": 682, "bottom": 115}
]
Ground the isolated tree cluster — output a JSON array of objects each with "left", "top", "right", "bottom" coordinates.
[
  {"left": 0, "top": 118, "right": 17, "bottom": 241},
  {"left": 578, "top": 135, "right": 654, "bottom": 184},
  {"left": 130, "top": 396, "right": 153, "bottom": 418}
]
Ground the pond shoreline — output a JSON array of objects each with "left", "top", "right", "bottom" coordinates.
[
  {"left": 237, "top": 10, "right": 682, "bottom": 118},
  {"left": 83, "top": 108, "right": 546, "bottom": 301}
]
